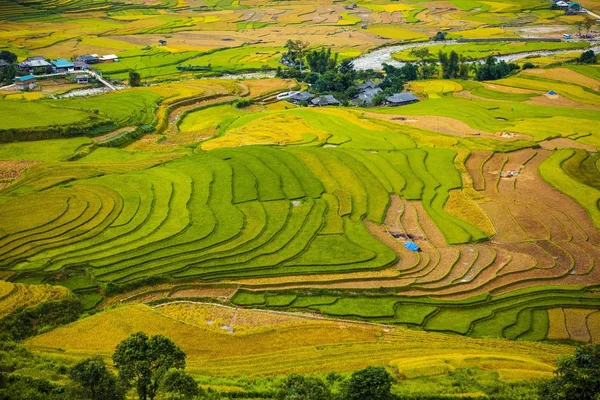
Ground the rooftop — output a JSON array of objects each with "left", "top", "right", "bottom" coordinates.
[
  {"left": 386, "top": 92, "right": 418, "bottom": 104},
  {"left": 53, "top": 58, "right": 74, "bottom": 68},
  {"left": 14, "top": 74, "right": 36, "bottom": 82}
]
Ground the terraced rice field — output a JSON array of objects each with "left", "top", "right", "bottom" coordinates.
[
  {"left": 0, "top": 280, "right": 70, "bottom": 319},
  {"left": 25, "top": 302, "right": 574, "bottom": 378}
]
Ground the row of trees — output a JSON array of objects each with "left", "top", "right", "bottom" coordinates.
[{"left": 0, "top": 51, "right": 17, "bottom": 86}]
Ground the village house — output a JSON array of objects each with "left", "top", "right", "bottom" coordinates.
[
  {"left": 352, "top": 87, "right": 382, "bottom": 106},
  {"left": 52, "top": 58, "right": 74, "bottom": 73},
  {"left": 76, "top": 55, "right": 99, "bottom": 64},
  {"left": 75, "top": 74, "right": 89, "bottom": 84},
  {"left": 311, "top": 94, "right": 340, "bottom": 106},
  {"left": 14, "top": 75, "right": 37, "bottom": 90},
  {"left": 288, "top": 91, "right": 314, "bottom": 104},
  {"left": 18, "top": 56, "right": 51, "bottom": 74},
  {"left": 73, "top": 61, "right": 89, "bottom": 71},
  {"left": 99, "top": 54, "right": 119, "bottom": 63},
  {"left": 384, "top": 92, "right": 419, "bottom": 106}
]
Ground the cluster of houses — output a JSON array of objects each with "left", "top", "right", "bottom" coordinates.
[
  {"left": 551, "top": 0, "right": 584, "bottom": 14},
  {"left": 9, "top": 54, "right": 119, "bottom": 90},
  {"left": 281, "top": 80, "right": 419, "bottom": 107}
]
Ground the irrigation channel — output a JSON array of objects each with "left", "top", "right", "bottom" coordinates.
[{"left": 353, "top": 40, "right": 600, "bottom": 70}]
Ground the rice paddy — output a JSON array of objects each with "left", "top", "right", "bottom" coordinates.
[{"left": 1, "top": 0, "right": 600, "bottom": 391}]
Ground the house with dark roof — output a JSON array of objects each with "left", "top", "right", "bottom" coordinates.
[
  {"left": 18, "top": 56, "right": 51, "bottom": 73},
  {"left": 311, "top": 95, "right": 340, "bottom": 106},
  {"left": 288, "top": 91, "right": 314, "bottom": 104},
  {"left": 73, "top": 61, "right": 89, "bottom": 71},
  {"left": 75, "top": 75, "right": 89, "bottom": 84},
  {"left": 357, "top": 80, "right": 379, "bottom": 91},
  {"left": 14, "top": 75, "right": 37, "bottom": 90},
  {"left": 352, "top": 87, "right": 382, "bottom": 106},
  {"left": 76, "top": 55, "right": 99, "bottom": 64},
  {"left": 52, "top": 58, "right": 74, "bottom": 73},
  {"left": 384, "top": 92, "right": 418, "bottom": 106}
]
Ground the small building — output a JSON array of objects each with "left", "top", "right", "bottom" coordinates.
[
  {"left": 18, "top": 56, "right": 51, "bottom": 73},
  {"left": 73, "top": 61, "right": 89, "bottom": 71},
  {"left": 311, "top": 94, "right": 340, "bottom": 107},
  {"left": 404, "top": 241, "right": 420, "bottom": 252},
  {"left": 75, "top": 75, "right": 89, "bottom": 84},
  {"left": 100, "top": 54, "right": 119, "bottom": 63},
  {"left": 555, "top": 1, "right": 569, "bottom": 9},
  {"left": 52, "top": 58, "right": 74, "bottom": 73},
  {"left": 357, "top": 80, "right": 379, "bottom": 91},
  {"left": 14, "top": 75, "right": 37, "bottom": 90},
  {"left": 159, "top": 40, "right": 167, "bottom": 46},
  {"left": 288, "top": 91, "right": 314, "bottom": 104},
  {"left": 568, "top": 1, "right": 582, "bottom": 10},
  {"left": 384, "top": 92, "right": 419, "bottom": 106},
  {"left": 76, "top": 55, "right": 99, "bottom": 65},
  {"left": 352, "top": 87, "right": 382, "bottom": 106}
]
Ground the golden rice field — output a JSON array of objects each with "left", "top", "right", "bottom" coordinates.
[
  {"left": 0, "top": 281, "right": 70, "bottom": 319},
  {"left": 25, "top": 303, "right": 574, "bottom": 379}
]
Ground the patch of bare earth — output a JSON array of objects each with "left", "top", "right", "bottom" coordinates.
[
  {"left": 539, "top": 138, "right": 597, "bottom": 151},
  {"left": 0, "top": 160, "right": 39, "bottom": 189}
]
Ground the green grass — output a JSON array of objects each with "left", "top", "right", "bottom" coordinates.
[
  {"left": 0, "top": 100, "right": 92, "bottom": 130},
  {"left": 0, "top": 138, "right": 92, "bottom": 161}
]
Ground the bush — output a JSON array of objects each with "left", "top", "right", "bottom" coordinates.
[
  {"left": 233, "top": 98, "right": 253, "bottom": 109},
  {"left": 579, "top": 50, "right": 597, "bottom": 64},
  {"left": 522, "top": 62, "right": 536, "bottom": 70}
]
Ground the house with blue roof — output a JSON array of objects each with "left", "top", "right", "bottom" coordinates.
[
  {"left": 14, "top": 75, "right": 37, "bottom": 90},
  {"left": 52, "top": 58, "right": 74, "bottom": 73}
]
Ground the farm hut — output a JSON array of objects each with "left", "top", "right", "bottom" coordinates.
[
  {"left": 555, "top": 1, "right": 569, "bottom": 8},
  {"left": 357, "top": 80, "right": 379, "bottom": 90},
  {"left": 73, "top": 61, "right": 88, "bottom": 71},
  {"left": 159, "top": 40, "right": 167, "bottom": 46},
  {"left": 76, "top": 55, "right": 99, "bottom": 65},
  {"left": 14, "top": 75, "right": 37, "bottom": 90},
  {"left": 100, "top": 54, "right": 119, "bottom": 63},
  {"left": 568, "top": 1, "right": 582, "bottom": 10},
  {"left": 404, "top": 241, "right": 420, "bottom": 252},
  {"left": 52, "top": 58, "right": 74, "bottom": 73},
  {"left": 76, "top": 75, "right": 89, "bottom": 84},
  {"left": 311, "top": 95, "right": 340, "bottom": 107},
  {"left": 18, "top": 56, "right": 51, "bottom": 74},
  {"left": 384, "top": 92, "right": 419, "bottom": 106},
  {"left": 547, "top": 90, "right": 557, "bottom": 95},
  {"left": 352, "top": 87, "right": 382, "bottom": 106},
  {"left": 288, "top": 91, "right": 314, "bottom": 104}
]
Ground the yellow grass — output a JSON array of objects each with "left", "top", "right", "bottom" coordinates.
[
  {"left": 201, "top": 113, "right": 327, "bottom": 150},
  {"left": 444, "top": 189, "right": 495, "bottom": 236},
  {"left": 25, "top": 303, "right": 573, "bottom": 378},
  {"left": 366, "top": 25, "right": 428, "bottom": 41},
  {"left": 547, "top": 308, "right": 569, "bottom": 341},
  {"left": 521, "top": 68, "right": 600, "bottom": 91},
  {"left": 0, "top": 281, "right": 71, "bottom": 319}
]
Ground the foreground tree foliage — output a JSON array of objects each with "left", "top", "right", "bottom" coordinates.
[
  {"left": 69, "top": 356, "right": 124, "bottom": 400},
  {"left": 112, "top": 332, "right": 186, "bottom": 400},
  {"left": 344, "top": 367, "right": 394, "bottom": 400},
  {"left": 161, "top": 369, "right": 199, "bottom": 400},
  {"left": 277, "top": 374, "right": 332, "bottom": 400},
  {"left": 539, "top": 345, "right": 600, "bottom": 400}
]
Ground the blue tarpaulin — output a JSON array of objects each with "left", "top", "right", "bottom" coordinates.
[
  {"left": 548, "top": 90, "right": 557, "bottom": 95},
  {"left": 404, "top": 241, "right": 420, "bottom": 252}
]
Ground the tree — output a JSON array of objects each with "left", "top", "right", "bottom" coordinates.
[
  {"left": 129, "top": 70, "right": 141, "bottom": 87},
  {"left": 344, "top": 366, "right": 393, "bottom": 400},
  {"left": 284, "top": 39, "right": 310, "bottom": 71},
  {"left": 583, "top": 16, "right": 597, "bottom": 36},
  {"left": 277, "top": 374, "right": 331, "bottom": 400},
  {"left": 579, "top": 50, "right": 597, "bottom": 64},
  {"left": 69, "top": 356, "right": 124, "bottom": 400},
  {"left": 112, "top": 332, "right": 186, "bottom": 400},
  {"left": 432, "top": 31, "right": 447, "bottom": 41},
  {"left": 306, "top": 48, "right": 337, "bottom": 74},
  {"left": 161, "top": 370, "right": 198, "bottom": 400},
  {"left": 539, "top": 345, "right": 600, "bottom": 400},
  {"left": 0, "top": 51, "right": 17, "bottom": 64}
]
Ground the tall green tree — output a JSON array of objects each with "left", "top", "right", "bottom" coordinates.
[
  {"left": 129, "top": 70, "right": 141, "bottom": 87},
  {"left": 344, "top": 366, "right": 393, "bottom": 400},
  {"left": 70, "top": 356, "right": 124, "bottom": 400},
  {"left": 0, "top": 51, "right": 17, "bottom": 64},
  {"left": 112, "top": 332, "right": 186, "bottom": 400},
  {"left": 161, "top": 370, "right": 198, "bottom": 400},
  {"left": 277, "top": 374, "right": 331, "bottom": 400},
  {"left": 539, "top": 345, "right": 600, "bottom": 400}
]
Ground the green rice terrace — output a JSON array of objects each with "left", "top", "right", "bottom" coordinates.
[{"left": 0, "top": 0, "right": 600, "bottom": 397}]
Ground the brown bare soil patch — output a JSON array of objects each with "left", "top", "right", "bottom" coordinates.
[
  {"left": 93, "top": 127, "right": 136, "bottom": 143},
  {"left": 481, "top": 83, "right": 538, "bottom": 94},
  {"left": 465, "top": 151, "right": 492, "bottom": 191},
  {"left": 539, "top": 138, "right": 597, "bottom": 151},
  {"left": 565, "top": 308, "right": 593, "bottom": 342},
  {"left": 522, "top": 68, "right": 600, "bottom": 90},
  {"left": 0, "top": 160, "right": 38, "bottom": 189},
  {"left": 526, "top": 94, "right": 600, "bottom": 111}
]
